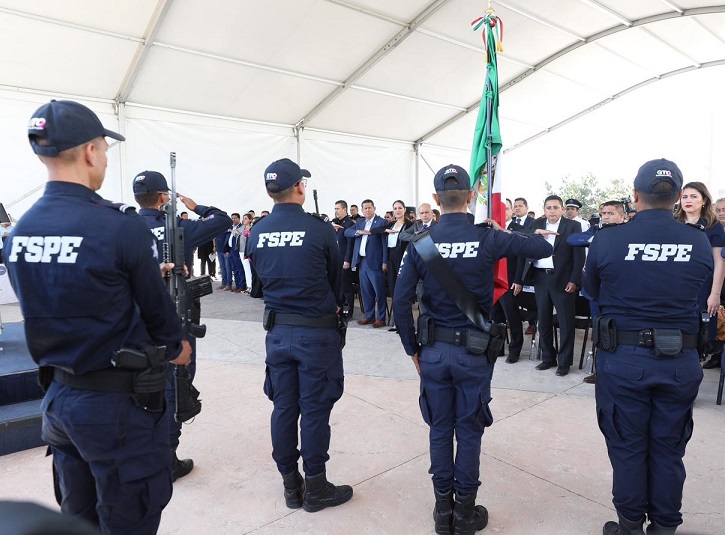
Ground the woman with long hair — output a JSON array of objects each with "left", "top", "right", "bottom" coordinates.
[
  {"left": 372, "top": 200, "right": 413, "bottom": 331},
  {"left": 674, "top": 181, "right": 725, "bottom": 367}
]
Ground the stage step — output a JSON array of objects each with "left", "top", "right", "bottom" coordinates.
[
  {"left": 0, "top": 369, "right": 43, "bottom": 406},
  {"left": 0, "top": 399, "right": 43, "bottom": 456}
]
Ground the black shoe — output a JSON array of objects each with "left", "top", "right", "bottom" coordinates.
[
  {"left": 505, "top": 355, "right": 519, "bottom": 364},
  {"left": 453, "top": 493, "right": 488, "bottom": 535},
  {"left": 172, "top": 452, "right": 194, "bottom": 482},
  {"left": 646, "top": 521, "right": 677, "bottom": 534},
  {"left": 282, "top": 470, "right": 305, "bottom": 509},
  {"left": 433, "top": 489, "right": 454, "bottom": 534},
  {"left": 556, "top": 365, "right": 570, "bottom": 376},
  {"left": 602, "top": 514, "right": 645, "bottom": 535},
  {"left": 702, "top": 357, "right": 721, "bottom": 369},
  {"left": 535, "top": 361, "right": 556, "bottom": 371},
  {"left": 302, "top": 471, "right": 353, "bottom": 513}
]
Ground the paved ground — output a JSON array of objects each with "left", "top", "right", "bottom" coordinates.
[{"left": 0, "top": 289, "right": 723, "bottom": 534}]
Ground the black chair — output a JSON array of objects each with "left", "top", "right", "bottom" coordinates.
[
  {"left": 516, "top": 290, "right": 540, "bottom": 360},
  {"left": 351, "top": 281, "right": 364, "bottom": 314},
  {"left": 551, "top": 295, "right": 593, "bottom": 369},
  {"left": 717, "top": 349, "right": 724, "bottom": 405}
]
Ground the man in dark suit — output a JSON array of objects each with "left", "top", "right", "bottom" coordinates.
[
  {"left": 332, "top": 200, "right": 355, "bottom": 317},
  {"left": 513, "top": 197, "right": 536, "bottom": 228},
  {"left": 345, "top": 199, "right": 388, "bottom": 327},
  {"left": 492, "top": 199, "right": 526, "bottom": 362},
  {"left": 514, "top": 195, "right": 585, "bottom": 376}
]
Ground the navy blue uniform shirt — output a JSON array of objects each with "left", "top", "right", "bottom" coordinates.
[
  {"left": 6, "top": 182, "right": 184, "bottom": 374},
  {"left": 393, "top": 212, "right": 553, "bottom": 356},
  {"left": 584, "top": 209, "right": 713, "bottom": 334},
  {"left": 247, "top": 203, "right": 342, "bottom": 316},
  {"left": 138, "top": 204, "right": 231, "bottom": 263}
]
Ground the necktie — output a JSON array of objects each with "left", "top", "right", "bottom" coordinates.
[
  {"left": 516, "top": 217, "right": 521, "bottom": 225},
  {"left": 421, "top": 224, "right": 428, "bottom": 230}
]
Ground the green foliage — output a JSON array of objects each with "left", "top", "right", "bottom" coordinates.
[{"left": 545, "top": 174, "right": 632, "bottom": 217}]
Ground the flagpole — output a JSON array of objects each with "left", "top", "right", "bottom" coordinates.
[{"left": 485, "top": 73, "right": 494, "bottom": 220}]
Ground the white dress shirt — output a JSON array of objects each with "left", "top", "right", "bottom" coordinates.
[
  {"left": 359, "top": 218, "right": 374, "bottom": 256},
  {"left": 533, "top": 218, "right": 560, "bottom": 269}
]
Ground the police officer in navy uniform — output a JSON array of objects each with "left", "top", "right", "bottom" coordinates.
[
  {"left": 133, "top": 170, "right": 231, "bottom": 481},
  {"left": 585, "top": 159, "right": 712, "bottom": 535},
  {"left": 393, "top": 164, "right": 552, "bottom": 535},
  {"left": 247, "top": 158, "right": 353, "bottom": 513},
  {"left": 331, "top": 199, "right": 355, "bottom": 317},
  {"left": 6, "top": 100, "right": 192, "bottom": 534}
]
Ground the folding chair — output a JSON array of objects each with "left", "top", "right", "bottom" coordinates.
[
  {"left": 718, "top": 348, "right": 724, "bottom": 405},
  {"left": 517, "top": 289, "right": 540, "bottom": 360}
]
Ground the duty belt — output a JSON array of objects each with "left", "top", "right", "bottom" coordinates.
[
  {"left": 272, "top": 313, "right": 338, "bottom": 330},
  {"left": 432, "top": 326, "right": 483, "bottom": 347},
  {"left": 617, "top": 330, "right": 697, "bottom": 349},
  {"left": 535, "top": 268, "right": 555, "bottom": 274},
  {"left": 53, "top": 367, "right": 136, "bottom": 393}
]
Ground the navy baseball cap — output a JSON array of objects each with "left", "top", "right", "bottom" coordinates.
[
  {"left": 433, "top": 164, "right": 471, "bottom": 192},
  {"left": 133, "top": 171, "right": 169, "bottom": 194},
  {"left": 264, "top": 158, "right": 311, "bottom": 193},
  {"left": 27, "top": 100, "right": 125, "bottom": 157},
  {"left": 634, "top": 159, "right": 683, "bottom": 195},
  {"left": 565, "top": 198, "right": 582, "bottom": 209}
]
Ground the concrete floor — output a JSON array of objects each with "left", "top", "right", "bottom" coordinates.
[{"left": 0, "top": 290, "right": 724, "bottom": 534}]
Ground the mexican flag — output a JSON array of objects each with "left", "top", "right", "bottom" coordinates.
[{"left": 470, "top": 11, "right": 507, "bottom": 303}]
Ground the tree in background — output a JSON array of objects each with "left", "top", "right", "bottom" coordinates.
[{"left": 545, "top": 174, "right": 631, "bottom": 217}]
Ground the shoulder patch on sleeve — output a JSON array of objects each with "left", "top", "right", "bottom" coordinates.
[{"left": 95, "top": 199, "right": 137, "bottom": 215}]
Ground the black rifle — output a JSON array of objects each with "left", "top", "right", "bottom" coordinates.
[
  {"left": 313, "top": 189, "right": 320, "bottom": 215},
  {"left": 162, "top": 152, "right": 211, "bottom": 422}
]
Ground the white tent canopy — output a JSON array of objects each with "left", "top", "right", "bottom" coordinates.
[{"left": 2, "top": 0, "right": 724, "bottom": 217}]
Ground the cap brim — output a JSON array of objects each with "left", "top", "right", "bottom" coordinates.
[
  {"left": 300, "top": 168, "right": 311, "bottom": 178},
  {"left": 104, "top": 128, "right": 125, "bottom": 142}
]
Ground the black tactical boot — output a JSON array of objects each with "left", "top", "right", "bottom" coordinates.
[
  {"left": 302, "top": 471, "right": 353, "bottom": 513},
  {"left": 171, "top": 451, "right": 194, "bottom": 482},
  {"left": 646, "top": 521, "right": 677, "bottom": 534},
  {"left": 453, "top": 493, "right": 488, "bottom": 535},
  {"left": 433, "top": 489, "right": 454, "bottom": 534},
  {"left": 282, "top": 470, "right": 304, "bottom": 509},
  {"left": 602, "top": 514, "right": 645, "bottom": 535}
]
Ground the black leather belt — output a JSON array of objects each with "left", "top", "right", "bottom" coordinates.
[
  {"left": 272, "top": 313, "right": 338, "bottom": 330},
  {"left": 53, "top": 367, "right": 137, "bottom": 393},
  {"left": 535, "top": 268, "right": 555, "bottom": 274},
  {"left": 617, "top": 330, "right": 697, "bottom": 349},
  {"left": 432, "top": 326, "right": 481, "bottom": 347}
]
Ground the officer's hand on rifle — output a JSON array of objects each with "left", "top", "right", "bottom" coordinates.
[
  {"left": 170, "top": 340, "right": 192, "bottom": 366},
  {"left": 178, "top": 195, "right": 197, "bottom": 212},
  {"left": 160, "top": 262, "right": 175, "bottom": 277}
]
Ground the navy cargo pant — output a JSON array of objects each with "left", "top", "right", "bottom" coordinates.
[
  {"left": 41, "top": 381, "right": 172, "bottom": 535},
  {"left": 263, "top": 325, "right": 344, "bottom": 476},
  {"left": 595, "top": 345, "right": 702, "bottom": 528},
  {"left": 418, "top": 341, "right": 495, "bottom": 498}
]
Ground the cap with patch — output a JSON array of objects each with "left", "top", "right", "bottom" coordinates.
[
  {"left": 133, "top": 171, "right": 169, "bottom": 194},
  {"left": 633, "top": 158, "right": 683, "bottom": 195},
  {"left": 28, "top": 100, "right": 125, "bottom": 157},
  {"left": 264, "top": 158, "right": 311, "bottom": 193},
  {"left": 433, "top": 164, "right": 471, "bottom": 192},
  {"left": 565, "top": 198, "right": 582, "bottom": 209}
]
